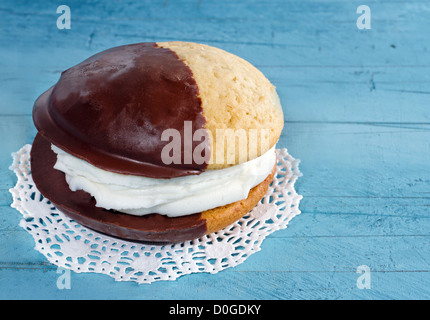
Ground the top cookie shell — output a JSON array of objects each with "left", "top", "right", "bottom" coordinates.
[
  {"left": 33, "top": 41, "right": 283, "bottom": 178},
  {"left": 158, "top": 42, "right": 284, "bottom": 170}
]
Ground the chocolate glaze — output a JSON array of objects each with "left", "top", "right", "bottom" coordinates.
[
  {"left": 33, "top": 42, "right": 209, "bottom": 178},
  {"left": 30, "top": 133, "right": 207, "bottom": 243}
]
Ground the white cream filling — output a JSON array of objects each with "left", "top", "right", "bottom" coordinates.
[{"left": 51, "top": 145, "right": 276, "bottom": 217}]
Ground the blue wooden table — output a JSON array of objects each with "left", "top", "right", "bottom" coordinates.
[{"left": 1, "top": 0, "right": 429, "bottom": 300}]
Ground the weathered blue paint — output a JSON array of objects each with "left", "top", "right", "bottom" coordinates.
[{"left": 1, "top": 0, "right": 430, "bottom": 299}]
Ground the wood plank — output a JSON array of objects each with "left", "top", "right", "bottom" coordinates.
[
  {"left": 1, "top": 0, "right": 429, "bottom": 119},
  {"left": 1, "top": 236, "right": 430, "bottom": 299}
]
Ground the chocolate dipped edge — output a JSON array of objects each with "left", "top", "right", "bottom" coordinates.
[{"left": 33, "top": 42, "right": 209, "bottom": 179}]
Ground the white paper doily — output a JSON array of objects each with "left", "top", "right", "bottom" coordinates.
[{"left": 9, "top": 145, "right": 302, "bottom": 284}]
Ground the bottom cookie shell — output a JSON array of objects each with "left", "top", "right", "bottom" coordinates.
[{"left": 30, "top": 133, "right": 275, "bottom": 243}]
